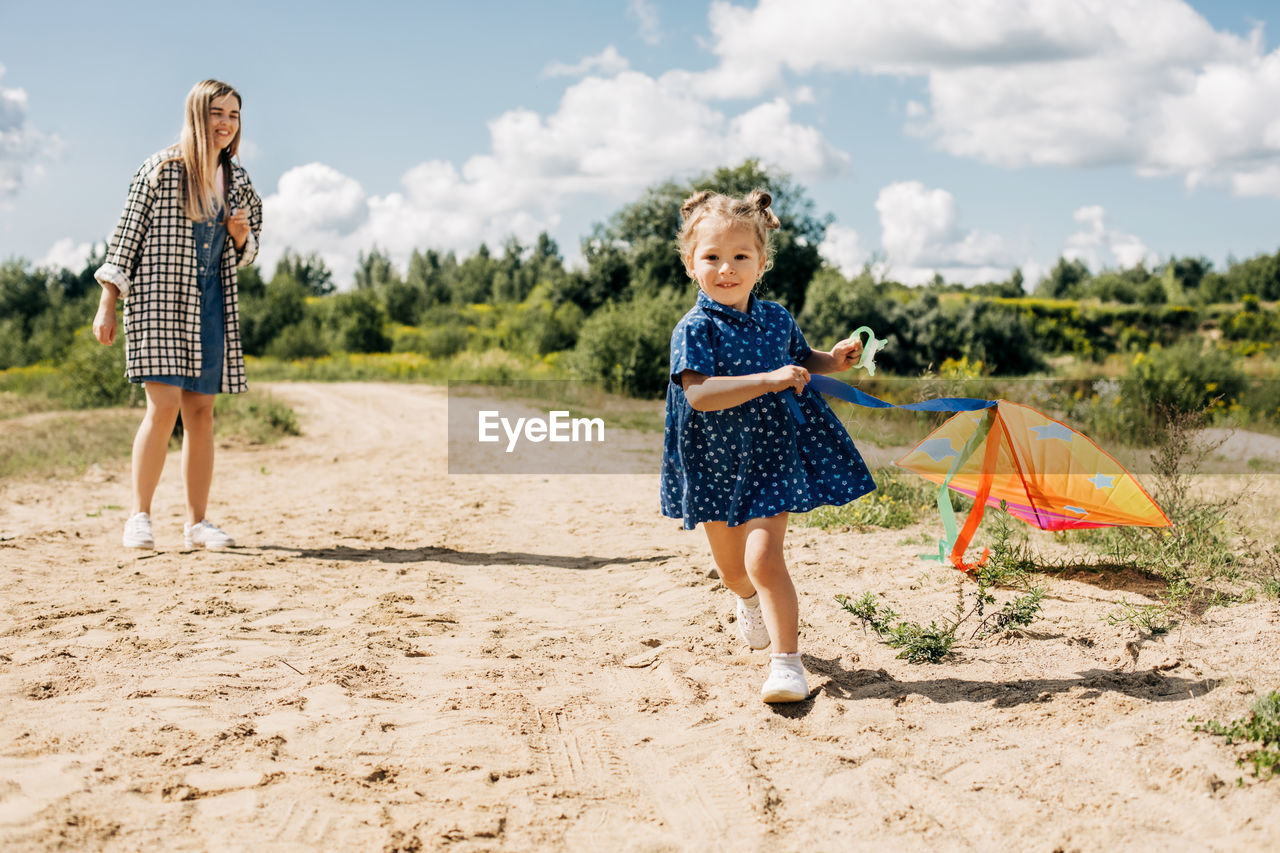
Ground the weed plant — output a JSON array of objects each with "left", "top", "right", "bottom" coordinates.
[
  {"left": 1086, "top": 405, "right": 1250, "bottom": 631},
  {"left": 1193, "top": 691, "right": 1280, "bottom": 780},
  {"left": 836, "top": 504, "right": 1046, "bottom": 663}
]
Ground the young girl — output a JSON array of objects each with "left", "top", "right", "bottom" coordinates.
[
  {"left": 661, "top": 190, "right": 875, "bottom": 703},
  {"left": 91, "top": 80, "right": 263, "bottom": 551}
]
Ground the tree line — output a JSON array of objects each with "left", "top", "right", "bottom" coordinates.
[{"left": 2, "top": 161, "right": 1278, "bottom": 397}]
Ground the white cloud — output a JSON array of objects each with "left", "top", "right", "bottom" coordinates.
[
  {"left": 818, "top": 223, "right": 866, "bottom": 277},
  {"left": 873, "top": 181, "right": 1013, "bottom": 285},
  {"left": 693, "top": 0, "right": 1280, "bottom": 196},
  {"left": 628, "top": 0, "right": 662, "bottom": 46},
  {"left": 1063, "top": 205, "right": 1157, "bottom": 270},
  {"left": 0, "top": 64, "right": 56, "bottom": 199},
  {"left": 543, "top": 46, "right": 630, "bottom": 79},
  {"left": 40, "top": 237, "right": 95, "bottom": 272},
  {"left": 261, "top": 71, "right": 847, "bottom": 287},
  {"left": 259, "top": 163, "right": 371, "bottom": 282}
]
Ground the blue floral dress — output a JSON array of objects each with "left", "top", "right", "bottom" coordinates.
[{"left": 661, "top": 291, "right": 875, "bottom": 529}]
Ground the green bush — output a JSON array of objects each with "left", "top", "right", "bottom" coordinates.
[
  {"left": 330, "top": 290, "right": 391, "bottom": 353},
  {"left": 1125, "top": 340, "right": 1246, "bottom": 426},
  {"left": 59, "top": 327, "right": 130, "bottom": 409},
  {"left": 571, "top": 292, "right": 688, "bottom": 397},
  {"left": 265, "top": 319, "right": 330, "bottom": 360},
  {"left": 392, "top": 324, "right": 469, "bottom": 359}
]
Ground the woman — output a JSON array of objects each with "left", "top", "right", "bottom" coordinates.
[{"left": 92, "top": 79, "right": 263, "bottom": 550}]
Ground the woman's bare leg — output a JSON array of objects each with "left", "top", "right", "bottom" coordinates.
[
  {"left": 132, "top": 383, "right": 182, "bottom": 515},
  {"left": 179, "top": 390, "right": 216, "bottom": 524}
]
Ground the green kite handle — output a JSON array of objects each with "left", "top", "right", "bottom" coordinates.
[{"left": 851, "top": 326, "right": 889, "bottom": 376}]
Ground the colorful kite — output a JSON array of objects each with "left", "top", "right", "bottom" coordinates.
[
  {"left": 895, "top": 401, "right": 1171, "bottom": 571},
  {"left": 795, "top": 373, "right": 1171, "bottom": 573}
]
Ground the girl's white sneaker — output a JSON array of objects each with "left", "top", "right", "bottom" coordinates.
[
  {"left": 761, "top": 668, "right": 810, "bottom": 703},
  {"left": 761, "top": 654, "right": 810, "bottom": 703},
  {"left": 184, "top": 520, "right": 235, "bottom": 550},
  {"left": 122, "top": 512, "right": 154, "bottom": 549},
  {"left": 736, "top": 594, "right": 771, "bottom": 650}
]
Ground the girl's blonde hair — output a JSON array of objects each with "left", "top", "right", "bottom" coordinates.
[
  {"left": 179, "top": 79, "right": 241, "bottom": 222},
  {"left": 678, "top": 189, "right": 782, "bottom": 272}
]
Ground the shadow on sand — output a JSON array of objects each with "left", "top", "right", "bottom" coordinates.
[
  {"left": 255, "top": 543, "right": 673, "bottom": 572},
  {"left": 803, "top": 653, "right": 1219, "bottom": 709}
]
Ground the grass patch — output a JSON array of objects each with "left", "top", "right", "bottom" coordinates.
[
  {"left": 0, "top": 409, "right": 139, "bottom": 479},
  {"left": 1193, "top": 691, "right": 1280, "bottom": 781},
  {"left": 798, "top": 466, "right": 957, "bottom": 531},
  {"left": 246, "top": 348, "right": 570, "bottom": 384},
  {"left": 0, "top": 390, "right": 301, "bottom": 481},
  {"left": 0, "top": 390, "right": 64, "bottom": 419},
  {"left": 214, "top": 390, "right": 302, "bottom": 444}
]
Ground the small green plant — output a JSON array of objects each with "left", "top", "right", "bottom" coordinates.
[
  {"left": 1105, "top": 597, "right": 1174, "bottom": 635},
  {"left": 1193, "top": 691, "right": 1280, "bottom": 780},
  {"left": 836, "top": 526, "right": 1045, "bottom": 664},
  {"left": 835, "top": 592, "right": 955, "bottom": 663}
]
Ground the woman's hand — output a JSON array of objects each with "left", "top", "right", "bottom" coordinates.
[
  {"left": 766, "top": 365, "right": 810, "bottom": 395},
  {"left": 829, "top": 335, "right": 864, "bottom": 372},
  {"left": 93, "top": 295, "right": 117, "bottom": 345},
  {"left": 226, "top": 207, "right": 251, "bottom": 249}
]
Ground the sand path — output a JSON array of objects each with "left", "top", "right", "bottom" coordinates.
[{"left": 2, "top": 382, "right": 1279, "bottom": 851}]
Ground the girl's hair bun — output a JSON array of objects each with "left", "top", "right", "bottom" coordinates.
[
  {"left": 745, "top": 190, "right": 781, "bottom": 230},
  {"left": 681, "top": 190, "right": 714, "bottom": 222}
]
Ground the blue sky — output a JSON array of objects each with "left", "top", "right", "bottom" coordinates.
[{"left": 2, "top": 0, "right": 1278, "bottom": 287}]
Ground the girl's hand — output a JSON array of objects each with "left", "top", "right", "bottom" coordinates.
[
  {"left": 766, "top": 365, "right": 809, "bottom": 395},
  {"left": 226, "top": 207, "right": 251, "bottom": 249},
  {"left": 93, "top": 300, "right": 117, "bottom": 346},
  {"left": 830, "top": 336, "right": 864, "bottom": 372}
]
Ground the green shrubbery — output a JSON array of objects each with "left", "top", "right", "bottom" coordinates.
[
  {"left": 570, "top": 291, "right": 689, "bottom": 397},
  {"left": 59, "top": 327, "right": 132, "bottom": 408}
]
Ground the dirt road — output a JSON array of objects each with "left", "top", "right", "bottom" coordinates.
[{"left": 2, "top": 382, "right": 1278, "bottom": 851}]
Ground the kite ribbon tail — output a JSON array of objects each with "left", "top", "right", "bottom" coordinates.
[
  {"left": 949, "top": 409, "right": 1003, "bottom": 573},
  {"left": 924, "top": 407, "right": 996, "bottom": 565}
]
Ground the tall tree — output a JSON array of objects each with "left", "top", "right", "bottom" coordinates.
[
  {"left": 577, "top": 159, "right": 830, "bottom": 313},
  {"left": 274, "top": 250, "right": 335, "bottom": 296}
]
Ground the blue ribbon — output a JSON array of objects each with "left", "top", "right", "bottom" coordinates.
[
  {"left": 782, "top": 373, "right": 995, "bottom": 424},
  {"left": 784, "top": 373, "right": 999, "bottom": 568}
]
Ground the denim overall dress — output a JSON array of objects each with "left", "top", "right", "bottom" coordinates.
[{"left": 136, "top": 210, "right": 227, "bottom": 394}]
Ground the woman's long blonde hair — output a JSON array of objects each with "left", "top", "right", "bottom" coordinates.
[{"left": 179, "top": 79, "right": 241, "bottom": 221}]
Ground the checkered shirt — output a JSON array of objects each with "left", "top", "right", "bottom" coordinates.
[{"left": 95, "top": 147, "right": 263, "bottom": 394}]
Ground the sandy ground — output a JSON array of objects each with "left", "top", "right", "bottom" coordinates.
[{"left": 2, "top": 381, "right": 1279, "bottom": 852}]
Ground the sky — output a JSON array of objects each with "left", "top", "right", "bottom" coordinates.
[{"left": 2, "top": 0, "right": 1279, "bottom": 289}]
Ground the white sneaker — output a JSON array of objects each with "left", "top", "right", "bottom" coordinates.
[
  {"left": 761, "top": 658, "right": 810, "bottom": 704},
  {"left": 122, "top": 512, "right": 154, "bottom": 549},
  {"left": 184, "top": 519, "right": 235, "bottom": 550},
  {"left": 736, "top": 594, "right": 771, "bottom": 650}
]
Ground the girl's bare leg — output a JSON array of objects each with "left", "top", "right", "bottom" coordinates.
[
  {"left": 743, "top": 513, "right": 797, "bottom": 654},
  {"left": 704, "top": 513, "right": 797, "bottom": 654},
  {"left": 703, "top": 520, "right": 754, "bottom": 599},
  {"left": 179, "top": 390, "right": 216, "bottom": 524},
  {"left": 132, "top": 383, "right": 182, "bottom": 515}
]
